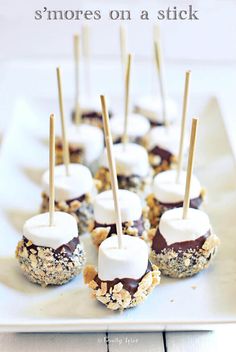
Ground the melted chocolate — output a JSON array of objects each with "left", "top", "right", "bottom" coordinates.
[
  {"left": 150, "top": 121, "right": 164, "bottom": 127},
  {"left": 71, "top": 110, "right": 113, "bottom": 122},
  {"left": 44, "top": 194, "right": 86, "bottom": 207},
  {"left": 23, "top": 236, "right": 80, "bottom": 259},
  {"left": 56, "top": 142, "right": 83, "bottom": 155},
  {"left": 94, "top": 261, "right": 152, "bottom": 296},
  {"left": 158, "top": 194, "right": 203, "bottom": 210},
  {"left": 152, "top": 228, "right": 210, "bottom": 254},
  {"left": 94, "top": 216, "right": 145, "bottom": 237},
  {"left": 149, "top": 145, "right": 173, "bottom": 164}
]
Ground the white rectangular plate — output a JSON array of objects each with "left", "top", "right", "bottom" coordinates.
[{"left": 0, "top": 96, "right": 236, "bottom": 332}]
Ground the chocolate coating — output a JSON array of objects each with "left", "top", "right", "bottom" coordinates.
[
  {"left": 71, "top": 110, "right": 112, "bottom": 122},
  {"left": 94, "top": 261, "right": 152, "bottom": 296},
  {"left": 22, "top": 235, "right": 81, "bottom": 259},
  {"left": 152, "top": 228, "right": 210, "bottom": 254},
  {"left": 149, "top": 145, "right": 173, "bottom": 164},
  {"left": 158, "top": 194, "right": 203, "bottom": 210}
]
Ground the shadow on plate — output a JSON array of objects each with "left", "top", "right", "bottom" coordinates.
[
  {"left": 5, "top": 208, "right": 36, "bottom": 233},
  {"left": 27, "top": 286, "right": 114, "bottom": 319},
  {"left": 21, "top": 166, "right": 45, "bottom": 185}
]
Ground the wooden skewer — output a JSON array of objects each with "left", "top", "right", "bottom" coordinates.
[
  {"left": 122, "top": 53, "right": 132, "bottom": 145},
  {"left": 154, "top": 40, "right": 168, "bottom": 127},
  {"left": 56, "top": 67, "right": 70, "bottom": 176},
  {"left": 100, "top": 95, "right": 123, "bottom": 249},
  {"left": 182, "top": 118, "right": 198, "bottom": 219},
  {"left": 120, "top": 25, "right": 127, "bottom": 76},
  {"left": 176, "top": 70, "right": 191, "bottom": 183},
  {"left": 74, "top": 34, "right": 81, "bottom": 125},
  {"left": 49, "top": 114, "right": 55, "bottom": 226},
  {"left": 82, "top": 24, "right": 91, "bottom": 97},
  {"left": 153, "top": 24, "right": 160, "bottom": 43}
]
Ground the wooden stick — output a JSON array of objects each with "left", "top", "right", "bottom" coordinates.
[
  {"left": 122, "top": 53, "right": 132, "bottom": 145},
  {"left": 49, "top": 114, "right": 55, "bottom": 226},
  {"left": 56, "top": 67, "right": 70, "bottom": 176},
  {"left": 182, "top": 118, "right": 198, "bottom": 219},
  {"left": 120, "top": 25, "right": 127, "bottom": 76},
  {"left": 82, "top": 24, "right": 91, "bottom": 97},
  {"left": 74, "top": 34, "right": 81, "bottom": 125},
  {"left": 153, "top": 24, "right": 160, "bottom": 43},
  {"left": 100, "top": 95, "right": 123, "bottom": 249},
  {"left": 176, "top": 70, "right": 191, "bottom": 183},
  {"left": 154, "top": 40, "right": 168, "bottom": 127}
]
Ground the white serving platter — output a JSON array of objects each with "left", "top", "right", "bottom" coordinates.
[{"left": 0, "top": 96, "right": 236, "bottom": 332}]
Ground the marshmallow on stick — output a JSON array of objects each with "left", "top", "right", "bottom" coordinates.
[
  {"left": 16, "top": 115, "right": 85, "bottom": 286},
  {"left": 91, "top": 189, "right": 149, "bottom": 247},
  {"left": 150, "top": 117, "right": 219, "bottom": 278},
  {"left": 84, "top": 98, "right": 160, "bottom": 311}
]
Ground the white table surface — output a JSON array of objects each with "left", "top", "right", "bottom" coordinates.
[{"left": 0, "top": 59, "right": 236, "bottom": 351}]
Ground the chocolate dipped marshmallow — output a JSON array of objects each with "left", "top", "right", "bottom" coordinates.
[
  {"left": 110, "top": 113, "right": 150, "bottom": 144},
  {"left": 91, "top": 189, "right": 150, "bottom": 247},
  {"left": 134, "top": 96, "right": 178, "bottom": 127},
  {"left": 144, "top": 125, "right": 187, "bottom": 174},
  {"left": 146, "top": 170, "right": 205, "bottom": 229},
  {"left": 84, "top": 235, "right": 160, "bottom": 310},
  {"left": 71, "top": 96, "right": 112, "bottom": 129},
  {"left": 56, "top": 123, "right": 104, "bottom": 167},
  {"left": 150, "top": 208, "right": 219, "bottom": 278},
  {"left": 95, "top": 143, "right": 152, "bottom": 195},
  {"left": 41, "top": 163, "right": 95, "bottom": 234},
  {"left": 16, "top": 212, "right": 86, "bottom": 286}
]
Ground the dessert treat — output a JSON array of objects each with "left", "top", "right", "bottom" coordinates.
[
  {"left": 16, "top": 212, "right": 86, "bottom": 286},
  {"left": 56, "top": 123, "right": 104, "bottom": 167},
  {"left": 71, "top": 96, "right": 112, "bottom": 129},
  {"left": 143, "top": 125, "right": 187, "bottom": 174},
  {"left": 84, "top": 235, "right": 160, "bottom": 310},
  {"left": 110, "top": 113, "right": 150, "bottom": 144},
  {"left": 134, "top": 96, "right": 178, "bottom": 127},
  {"left": 41, "top": 163, "right": 95, "bottom": 234},
  {"left": 95, "top": 143, "right": 152, "bottom": 195},
  {"left": 150, "top": 207, "right": 219, "bottom": 278},
  {"left": 146, "top": 170, "right": 205, "bottom": 229},
  {"left": 91, "top": 189, "right": 150, "bottom": 247}
]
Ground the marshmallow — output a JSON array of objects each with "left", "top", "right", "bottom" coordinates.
[
  {"left": 98, "top": 235, "right": 149, "bottom": 281},
  {"left": 135, "top": 96, "right": 178, "bottom": 124},
  {"left": 100, "top": 143, "right": 150, "bottom": 177},
  {"left": 63, "top": 123, "right": 104, "bottom": 164},
  {"left": 110, "top": 113, "right": 150, "bottom": 141},
  {"left": 146, "top": 125, "right": 186, "bottom": 155},
  {"left": 94, "top": 189, "right": 142, "bottom": 224},
  {"left": 23, "top": 211, "right": 78, "bottom": 249},
  {"left": 153, "top": 170, "right": 201, "bottom": 204},
  {"left": 42, "top": 163, "right": 93, "bottom": 202},
  {"left": 159, "top": 207, "right": 211, "bottom": 246}
]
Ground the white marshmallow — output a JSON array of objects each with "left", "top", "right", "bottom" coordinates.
[
  {"left": 110, "top": 113, "right": 150, "bottom": 141},
  {"left": 98, "top": 235, "right": 149, "bottom": 281},
  {"left": 146, "top": 125, "right": 187, "bottom": 156},
  {"left": 153, "top": 170, "right": 201, "bottom": 204},
  {"left": 135, "top": 96, "right": 178, "bottom": 124},
  {"left": 42, "top": 163, "right": 93, "bottom": 202},
  {"left": 60, "top": 123, "right": 104, "bottom": 165},
  {"left": 94, "top": 189, "right": 142, "bottom": 224},
  {"left": 23, "top": 211, "right": 78, "bottom": 249},
  {"left": 159, "top": 207, "right": 210, "bottom": 246},
  {"left": 99, "top": 143, "right": 149, "bottom": 177}
]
